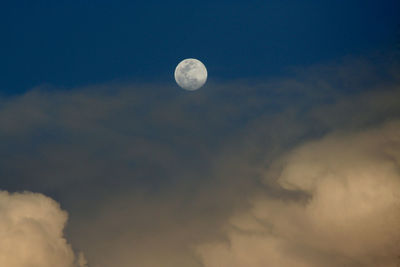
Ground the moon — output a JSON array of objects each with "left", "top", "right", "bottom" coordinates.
[{"left": 174, "top": 58, "right": 207, "bottom": 91}]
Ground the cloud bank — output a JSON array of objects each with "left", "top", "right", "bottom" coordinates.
[
  {"left": 198, "top": 120, "right": 400, "bottom": 267},
  {"left": 0, "top": 191, "right": 87, "bottom": 267},
  {"left": 0, "top": 53, "right": 399, "bottom": 267}
]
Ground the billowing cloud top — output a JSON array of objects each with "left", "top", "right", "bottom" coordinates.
[
  {"left": 0, "top": 191, "right": 87, "bottom": 267},
  {"left": 198, "top": 120, "right": 400, "bottom": 267}
]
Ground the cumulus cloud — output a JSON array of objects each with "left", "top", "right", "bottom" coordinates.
[
  {"left": 198, "top": 120, "right": 400, "bottom": 267},
  {"left": 0, "top": 191, "right": 87, "bottom": 267}
]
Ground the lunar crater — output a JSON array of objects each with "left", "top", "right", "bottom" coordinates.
[{"left": 174, "top": 58, "right": 207, "bottom": 91}]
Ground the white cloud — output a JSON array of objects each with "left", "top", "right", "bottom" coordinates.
[
  {"left": 0, "top": 191, "right": 87, "bottom": 267},
  {"left": 198, "top": 120, "right": 400, "bottom": 267}
]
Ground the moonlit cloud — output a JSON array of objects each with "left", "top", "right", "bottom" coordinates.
[{"left": 0, "top": 191, "right": 87, "bottom": 267}]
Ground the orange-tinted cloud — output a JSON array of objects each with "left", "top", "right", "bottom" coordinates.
[
  {"left": 198, "top": 120, "right": 400, "bottom": 267},
  {"left": 0, "top": 191, "right": 87, "bottom": 267}
]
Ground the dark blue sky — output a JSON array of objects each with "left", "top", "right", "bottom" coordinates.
[{"left": 1, "top": 0, "right": 399, "bottom": 93}]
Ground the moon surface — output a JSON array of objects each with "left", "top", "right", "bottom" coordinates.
[{"left": 174, "top": 58, "right": 207, "bottom": 91}]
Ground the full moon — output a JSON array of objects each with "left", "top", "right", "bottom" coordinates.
[{"left": 174, "top": 58, "right": 207, "bottom": 91}]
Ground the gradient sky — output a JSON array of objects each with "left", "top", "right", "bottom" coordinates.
[{"left": 1, "top": 1, "right": 400, "bottom": 267}]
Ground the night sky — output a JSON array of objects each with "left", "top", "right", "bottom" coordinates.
[{"left": 1, "top": 1, "right": 400, "bottom": 267}]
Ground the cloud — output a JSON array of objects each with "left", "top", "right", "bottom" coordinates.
[
  {"left": 0, "top": 191, "right": 87, "bottom": 267},
  {"left": 197, "top": 120, "right": 400, "bottom": 267},
  {"left": 0, "top": 54, "right": 399, "bottom": 267}
]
